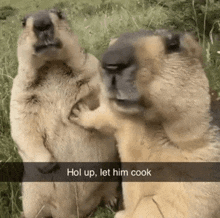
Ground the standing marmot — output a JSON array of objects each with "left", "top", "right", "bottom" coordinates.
[
  {"left": 72, "top": 30, "right": 220, "bottom": 218},
  {"left": 10, "top": 9, "right": 119, "bottom": 218}
]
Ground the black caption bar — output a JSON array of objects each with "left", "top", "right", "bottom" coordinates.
[{"left": 0, "top": 162, "right": 220, "bottom": 182}]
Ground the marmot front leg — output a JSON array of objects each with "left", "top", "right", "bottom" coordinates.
[{"left": 71, "top": 101, "right": 118, "bottom": 134}]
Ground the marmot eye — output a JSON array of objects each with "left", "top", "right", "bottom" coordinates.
[
  {"left": 57, "top": 10, "right": 65, "bottom": 19},
  {"left": 21, "top": 17, "right": 27, "bottom": 27}
]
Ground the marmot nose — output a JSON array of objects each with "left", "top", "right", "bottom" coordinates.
[{"left": 34, "top": 16, "right": 53, "bottom": 32}]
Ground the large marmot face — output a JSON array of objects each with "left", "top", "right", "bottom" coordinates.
[
  {"left": 101, "top": 30, "right": 209, "bottom": 123},
  {"left": 17, "top": 9, "right": 73, "bottom": 60}
]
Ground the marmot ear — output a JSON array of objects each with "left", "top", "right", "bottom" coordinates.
[
  {"left": 109, "top": 38, "right": 118, "bottom": 47},
  {"left": 21, "top": 15, "right": 30, "bottom": 28},
  {"left": 50, "top": 9, "right": 66, "bottom": 20},
  {"left": 179, "top": 33, "right": 203, "bottom": 61}
]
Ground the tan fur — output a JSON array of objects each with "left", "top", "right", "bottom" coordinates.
[
  {"left": 109, "top": 38, "right": 118, "bottom": 46},
  {"left": 10, "top": 10, "right": 119, "bottom": 218},
  {"left": 72, "top": 32, "right": 220, "bottom": 218}
]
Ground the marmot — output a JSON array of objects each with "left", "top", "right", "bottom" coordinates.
[
  {"left": 72, "top": 30, "right": 220, "bottom": 218},
  {"left": 10, "top": 9, "right": 119, "bottom": 218}
]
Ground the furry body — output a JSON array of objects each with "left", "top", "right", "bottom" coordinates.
[
  {"left": 72, "top": 30, "right": 220, "bottom": 218},
  {"left": 10, "top": 10, "right": 118, "bottom": 218}
]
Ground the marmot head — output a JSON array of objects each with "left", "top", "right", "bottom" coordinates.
[
  {"left": 17, "top": 9, "right": 74, "bottom": 62},
  {"left": 101, "top": 30, "right": 209, "bottom": 122}
]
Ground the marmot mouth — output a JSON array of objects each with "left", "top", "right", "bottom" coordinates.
[
  {"left": 34, "top": 38, "right": 62, "bottom": 53},
  {"left": 111, "top": 99, "right": 143, "bottom": 114},
  {"left": 114, "top": 99, "right": 139, "bottom": 107}
]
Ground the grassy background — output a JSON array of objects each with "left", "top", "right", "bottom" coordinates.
[{"left": 0, "top": 0, "right": 220, "bottom": 217}]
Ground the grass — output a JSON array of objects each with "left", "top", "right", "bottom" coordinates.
[{"left": 0, "top": 0, "right": 219, "bottom": 217}]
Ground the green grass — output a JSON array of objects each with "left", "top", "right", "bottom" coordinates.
[{"left": 0, "top": 0, "right": 220, "bottom": 217}]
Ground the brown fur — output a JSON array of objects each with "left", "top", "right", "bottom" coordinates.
[
  {"left": 10, "top": 10, "right": 119, "bottom": 218},
  {"left": 72, "top": 31, "right": 220, "bottom": 218}
]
